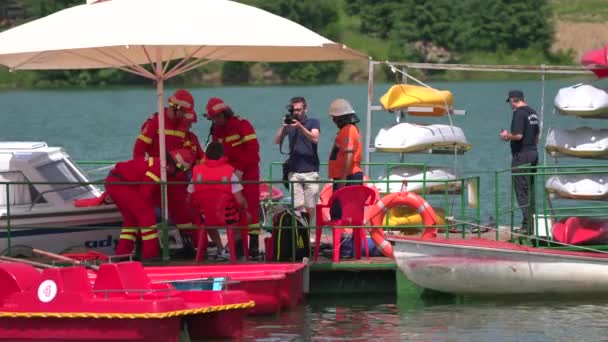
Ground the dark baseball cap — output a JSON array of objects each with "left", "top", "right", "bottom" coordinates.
[{"left": 506, "top": 90, "right": 524, "bottom": 102}]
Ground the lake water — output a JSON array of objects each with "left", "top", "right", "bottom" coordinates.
[{"left": 2, "top": 79, "right": 607, "bottom": 340}]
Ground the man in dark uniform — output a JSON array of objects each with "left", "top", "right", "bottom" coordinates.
[{"left": 500, "top": 90, "right": 540, "bottom": 235}]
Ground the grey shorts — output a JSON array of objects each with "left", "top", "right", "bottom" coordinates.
[{"left": 288, "top": 171, "right": 320, "bottom": 210}]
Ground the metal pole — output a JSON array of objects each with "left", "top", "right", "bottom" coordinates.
[
  {"left": 364, "top": 58, "right": 374, "bottom": 177},
  {"left": 155, "top": 50, "right": 170, "bottom": 261}
]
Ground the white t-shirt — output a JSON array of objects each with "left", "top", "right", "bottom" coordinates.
[{"left": 188, "top": 172, "right": 243, "bottom": 194}]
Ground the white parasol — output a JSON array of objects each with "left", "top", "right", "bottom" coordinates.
[{"left": 0, "top": 0, "right": 366, "bottom": 244}]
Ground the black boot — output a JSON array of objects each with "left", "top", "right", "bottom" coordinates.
[{"left": 249, "top": 233, "right": 260, "bottom": 260}]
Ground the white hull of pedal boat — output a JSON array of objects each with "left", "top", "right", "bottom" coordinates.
[
  {"left": 391, "top": 236, "right": 608, "bottom": 295},
  {"left": 545, "top": 174, "right": 608, "bottom": 201},
  {"left": 375, "top": 166, "right": 461, "bottom": 194},
  {"left": 545, "top": 127, "right": 608, "bottom": 158},
  {"left": 0, "top": 142, "right": 122, "bottom": 255},
  {"left": 374, "top": 123, "right": 471, "bottom": 153},
  {"left": 554, "top": 84, "right": 608, "bottom": 118}
]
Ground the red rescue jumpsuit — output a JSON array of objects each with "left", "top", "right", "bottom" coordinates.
[
  {"left": 133, "top": 112, "right": 202, "bottom": 240},
  {"left": 106, "top": 157, "right": 163, "bottom": 259},
  {"left": 210, "top": 116, "right": 260, "bottom": 235}
]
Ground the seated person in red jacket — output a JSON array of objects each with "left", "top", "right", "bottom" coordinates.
[{"left": 190, "top": 142, "right": 250, "bottom": 260}]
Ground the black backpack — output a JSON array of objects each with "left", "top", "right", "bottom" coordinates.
[{"left": 272, "top": 209, "right": 310, "bottom": 261}]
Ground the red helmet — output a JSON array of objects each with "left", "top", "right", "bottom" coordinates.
[
  {"left": 169, "top": 148, "right": 195, "bottom": 172},
  {"left": 168, "top": 89, "right": 197, "bottom": 117},
  {"left": 205, "top": 97, "right": 230, "bottom": 119}
]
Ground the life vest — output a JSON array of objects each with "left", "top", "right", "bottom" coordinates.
[
  {"left": 191, "top": 157, "right": 239, "bottom": 223},
  {"left": 366, "top": 191, "right": 439, "bottom": 258}
]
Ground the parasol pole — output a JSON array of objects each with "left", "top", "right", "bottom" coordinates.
[{"left": 155, "top": 49, "right": 170, "bottom": 261}]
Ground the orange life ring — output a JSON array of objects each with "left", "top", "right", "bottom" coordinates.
[{"left": 366, "top": 191, "right": 439, "bottom": 258}]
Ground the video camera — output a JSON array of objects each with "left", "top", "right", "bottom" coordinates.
[{"left": 284, "top": 104, "right": 296, "bottom": 125}]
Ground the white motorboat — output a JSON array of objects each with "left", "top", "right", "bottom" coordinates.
[
  {"left": 554, "top": 83, "right": 608, "bottom": 118},
  {"left": 0, "top": 142, "right": 122, "bottom": 255},
  {"left": 545, "top": 174, "right": 608, "bottom": 200},
  {"left": 545, "top": 127, "right": 608, "bottom": 158},
  {"left": 375, "top": 166, "right": 461, "bottom": 194},
  {"left": 390, "top": 235, "right": 608, "bottom": 295},
  {"left": 374, "top": 123, "right": 472, "bottom": 153}
]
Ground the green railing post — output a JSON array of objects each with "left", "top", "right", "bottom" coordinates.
[{"left": 494, "top": 171, "right": 500, "bottom": 241}]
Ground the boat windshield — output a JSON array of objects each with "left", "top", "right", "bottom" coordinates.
[
  {"left": 36, "top": 159, "right": 93, "bottom": 201},
  {"left": 0, "top": 171, "right": 46, "bottom": 206}
]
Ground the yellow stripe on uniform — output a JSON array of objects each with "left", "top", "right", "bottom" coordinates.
[
  {"left": 241, "top": 133, "right": 257, "bottom": 142},
  {"left": 248, "top": 223, "right": 260, "bottom": 234},
  {"left": 163, "top": 129, "right": 186, "bottom": 138},
  {"left": 225, "top": 134, "right": 241, "bottom": 142},
  {"left": 148, "top": 157, "right": 154, "bottom": 167},
  {"left": 138, "top": 134, "right": 153, "bottom": 144},
  {"left": 176, "top": 223, "right": 193, "bottom": 229},
  {"left": 145, "top": 171, "right": 160, "bottom": 182}
]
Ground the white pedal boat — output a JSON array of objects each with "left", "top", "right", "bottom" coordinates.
[
  {"left": 0, "top": 142, "right": 122, "bottom": 255},
  {"left": 554, "top": 83, "right": 608, "bottom": 118},
  {"left": 545, "top": 174, "right": 608, "bottom": 200},
  {"left": 375, "top": 166, "right": 461, "bottom": 194},
  {"left": 545, "top": 127, "right": 608, "bottom": 158},
  {"left": 374, "top": 123, "right": 472, "bottom": 153}
]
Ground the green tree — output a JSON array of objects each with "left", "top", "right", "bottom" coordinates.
[{"left": 243, "top": 0, "right": 344, "bottom": 84}]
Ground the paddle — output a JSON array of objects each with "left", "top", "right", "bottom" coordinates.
[
  {"left": 30, "top": 248, "right": 100, "bottom": 271},
  {"left": 0, "top": 255, "right": 57, "bottom": 269}
]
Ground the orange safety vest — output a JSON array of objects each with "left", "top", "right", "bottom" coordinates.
[{"left": 191, "top": 157, "right": 239, "bottom": 223}]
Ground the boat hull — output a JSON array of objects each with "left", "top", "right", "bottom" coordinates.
[
  {"left": 545, "top": 127, "right": 608, "bottom": 158},
  {"left": 374, "top": 123, "right": 471, "bottom": 153},
  {"left": 554, "top": 84, "right": 608, "bottom": 118},
  {"left": 391, "top": 236, "right": 608, "bottom": 295},
  {"left": 545, "top": 174, "right": 608, "bottom": 200},
  {"left": 376, "top": 166, "right": 461, "bottom": 194}
]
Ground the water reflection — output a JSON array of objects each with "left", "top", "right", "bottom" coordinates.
[{"left": 207, "top": 295, "right": 608, "bottom": 341}]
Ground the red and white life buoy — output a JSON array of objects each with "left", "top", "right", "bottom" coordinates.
[{"left": 366, "top": 191, "right": 439, "bottom": 259}]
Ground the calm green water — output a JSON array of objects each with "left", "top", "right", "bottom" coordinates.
[
  {"left": 2, "top": 80, "right": 608, "bottom": 340},
  {"left": 238, "top": 295, "right": 608, "bottom": 341}
]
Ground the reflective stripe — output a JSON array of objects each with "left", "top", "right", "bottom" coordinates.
[
  {"left": 141, "top": 233, "right": 158, "bottom": 240},
  {"left": 241, "top": 133, "right": 257, "bottom": 142},
  {"left": 377, "top": 200, "right": 388, "bottom": 213},
  {"left": 121, "top": 228, "right": 137, "bottom": 233},
  {"left": 145, "top": 171, "right": 160, "bottom": 182},
  {"left": 138, "top": 134, "right": 153, "bottom": 144},
  {"left": 379, "top": 240, "right": 390, "bottom": 250},
  {"left": 231, "top": 140, "right": 243, "bottom": 147},
  {"left": 157, "top": 129, "right": 186, "bottom": 138},
  {"left": 119, "top": 234, "right": 137, "bottom": 241},
  {"left": 141, "top": 227, "right": 158, "bottom": 240},
  {"left": 176, "top": 223, "right": 192, "bottom": 229},
  {"left": 248, "top": 223, "right": 260, "bottom": 234},
  {"left": 225, "top": 134, "right": 241, "bottom": 142},
  {"left": 148, "top": 157, "right": 154, "bottom": 167}
]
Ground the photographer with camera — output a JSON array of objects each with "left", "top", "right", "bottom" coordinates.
[{"left": 273, "top": 96, "right": 321, "bottom": 224}]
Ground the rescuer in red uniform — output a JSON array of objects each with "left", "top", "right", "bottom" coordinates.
[
  {"left": 107, "top": 149, "right": 195, "bottom": 260},
  {"left": 132, "top": 89, "right": 203, "bottom": 255},
  {"left": 204, "top": 97, "right": 261, "bottom": 258}
]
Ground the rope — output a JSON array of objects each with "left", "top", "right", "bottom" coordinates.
[
  {"left": 446, "top": 217, "right": 608, "bottom": 254},
  {"left": 0, "top": 301, "right": 255, "bottom": 319}
]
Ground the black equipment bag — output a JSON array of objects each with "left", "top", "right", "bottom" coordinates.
[{"left": 272, "top": 209, "right": 310, "bottom": 261}]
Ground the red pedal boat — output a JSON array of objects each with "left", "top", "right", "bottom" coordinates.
[
  {"left": 0, "top": 261, "right": 253, "bottom": 341},
  {"left": 144, "top": 263, "right": 306, "bottom": 315},
  {"left": 552, "top": 216, "right": 608, "bottom": 245}
]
